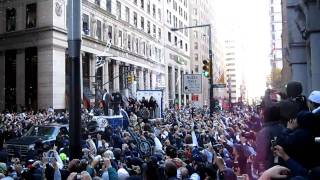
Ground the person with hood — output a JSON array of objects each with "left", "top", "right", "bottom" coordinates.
[{"left": 285, "top": 81, "right": 308, "bottom": 111}]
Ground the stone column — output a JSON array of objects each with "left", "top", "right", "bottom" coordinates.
[
  {"left": 151, "top": 71, "right": 157, "bottom": 90},
  {"left": 171, "top": 66, "right": 176, "bottom": 104},
  {"left": 131, "top": 66, "right": 137, "bottom": 97},
  {"left": 16, "top": 49, "right": 25, "bottom": 107},
  {"left": 90, "top": 54, "right": 96, "bottom": 93},
  {"left": 103, "top": 60, "right": 109, "bottom": 92},
  {"left": 0, "top": 52, "right": 5, "bottom": 111},
  {"left": 310, "top": 33, "right": 320, "bottom": 91},
  {"left": 164, "top": 67, "right": 169, "bottom": 108},
  {"left": 177, "top": 67, "right": 182, "bottom": 107},
  {"left": 38, "top": 46, "right": 66, "bottom": 110},
  {"left": 16, "top": 3, "right": 25, "bottom": 31},
  {"left": 113, "top": 61, "right": 120, "bottom": 92},
  {"left": 145, "top": 69, "right": 150, "bottom": 90},
  {"left": 183, "top": 70, "right": 187, "bottom": 105},
  {"left": 307, "top": 2, "right": 320, "bottom": 91},
  {"left": 52, "top": 47, "right": 66, "bottom": 109},
  {"left": 286, "top": 0, "right": 308, "bottom": 94},
  {"left": 139, "top": 68, "right": 144, "bottom": 90}
]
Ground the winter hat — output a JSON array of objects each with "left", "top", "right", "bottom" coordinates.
[
  {"left": 286, "top": 81, "right": 303, "bottom": 98},
  {"left": 118, "top": 168, "right": 130, "bottom": 180},
  {"left": 308, "top": 91, "right": 320, "bottom": 104}
]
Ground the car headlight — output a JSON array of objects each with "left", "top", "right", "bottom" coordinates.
[{"left": 28, "top": 144, "right": 35, "bottom": 150}]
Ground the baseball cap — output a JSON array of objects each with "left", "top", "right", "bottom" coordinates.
[{"left": 308, "top": 91, "right": 320, "bottom": 104}]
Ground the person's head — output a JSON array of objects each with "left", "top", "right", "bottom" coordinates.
[
  {"left": 118, "top": 168, "right": 130, "bottom": 180},
  {"left": 263, "top": 104, "right": 280, "bottom": 123},
  {"left": 68, "top": 159, "right": 82, "bottom": 173},
  {"left": 142, "top": 160, "right": 160, "bottom": 180},
  {"left": 103, "top": 150, "right": 115, "bottom": 160},
  {"left": 308, "top": 91, "right": 320, "bottom": 111},
  {"left": 178, "top": 167, "right": 189, "bottom": 179},
  {"left": 286, "top": 81, "right": 303, "bottom": 98},
  {"left": 164, "top": 160, "right": 177, "bottom": 178},
  {"left": 166, "top": 145, "right": 177, "bottom": 159},
  {"left": 232, "top": 144, "right": 245, "bottom": 160},
  {"left": 278, "top": 100, "right": 300, "bottom": 124}
]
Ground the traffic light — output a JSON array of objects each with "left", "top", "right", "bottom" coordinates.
[
  {"left": 127, "top": 75, "right": 133, "bottom": 84},
  {"left": 202, "top": 60, "right": 210, "bottom": 77}
]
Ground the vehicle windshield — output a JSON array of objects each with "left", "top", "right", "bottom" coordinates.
[{"left": 25, "top": 126, "right": 55, "bottom": 137}]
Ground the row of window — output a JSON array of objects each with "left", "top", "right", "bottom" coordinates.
[
  {"left": 115, "top": 1, "right": 162, "bottom": 40},
  {"left": 166, "top": 9, "right": 187, "bottom": 24},
  {"left": 167, "top": 32, "right": 188, "bottom": 52},
  {"left": 82, "top": 13, "right": 162, "bottom": 62},
  {"left": 94, "top": 0, "right": 112, "bottom": 12},
  {"left": 5, "top": 3, "right": 37, "bottom": 32},
  {"left": 226, "top": 63, "right": 235, "bottom": 66},
  {"left": 167, "top": 0, "right": 187, "bottom": 8},
  {"left": 94, "top": 0, "right": 163, "bottom": 40},
  {"left": 226, "top": 58, "right": 235, "bottom": 61},
  {"left": 130, "top": 0, "right": 161, "bottom": 21},
  {"left": 166, "top": 10, "right": 188, "bottom": 37}
]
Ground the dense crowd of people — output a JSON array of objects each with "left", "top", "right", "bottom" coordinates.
[{"left": 0, "top": 81, "right": 319, "bottom": 180}]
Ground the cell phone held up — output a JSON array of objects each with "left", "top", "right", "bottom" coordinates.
[
  {"left": 271, "top": 137, "right": 279, "bottom": 164},
  {"left": 270, "top": 137, "right": 277, "bottom": 149}
]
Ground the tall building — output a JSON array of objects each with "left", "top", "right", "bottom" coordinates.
[
  {"left": 269, "top": 0, "right": 283, "bottom": 69},
  {"left": 188, "top": 0, "right": 211, "bottom": 106},
  {"left": 224, "top": 39, "right": 241, "bottom": 103},
  {"left": 164, "top": 0, "right": 191, "bottom": 108},
  {"left": 0, "top": 0, "right": 173, "bottom": 111},
  {"left": 281, "top": 0, "right": 320, "bottom": 94}
]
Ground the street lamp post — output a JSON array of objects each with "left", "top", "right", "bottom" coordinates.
[
  {"left": 67, "top": 0, "right": 82, "bottom": 160},
  {"left": 171, "top": 24, "right": 214, "bottom": 116}
]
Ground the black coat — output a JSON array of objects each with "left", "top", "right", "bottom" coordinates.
[
  {"left": 255, "top": 121, "right": 284, "bottom": 170},
  {"left": 278, "top": 112, "right": 320, "bottom": 169}
]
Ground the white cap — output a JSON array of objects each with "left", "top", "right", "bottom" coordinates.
[
  {"left": 308, "top": 91, "right": 320, "bottom": 104},
  {"left": 103, "top": 150, "right": 115, "bottom": 159},
  {"left": 118, "top": 168, "right": 130, "bottom": 180}
]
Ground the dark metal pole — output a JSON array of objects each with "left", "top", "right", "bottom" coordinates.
[
  {"left": 228, "top": 77, "right": 232, "bottom": 111},
  {"left": 67, "top": 0, "right": 82, "bottom": 160},
  {"left": 208, "top": 25, "right": 214, "bottom": 117}
]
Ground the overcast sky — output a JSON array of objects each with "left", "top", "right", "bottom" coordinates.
[{"left": 212, "top": 0, "right": 272, "bottom": 101}]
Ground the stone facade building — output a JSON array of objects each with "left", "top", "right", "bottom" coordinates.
[{"left": 281, "top": 0, "right": 320, "bottom": 94}]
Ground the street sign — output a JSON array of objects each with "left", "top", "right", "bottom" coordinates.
[
  {"left": 212, "top": 84, "right": 226, "bottom": 88},
  {"left": 183, "top": 74, "right": 202, "bottom": 94}
]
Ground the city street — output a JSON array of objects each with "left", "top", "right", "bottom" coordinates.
[{"left": 0, "top": 0, "right": 320, "bottom": 179}]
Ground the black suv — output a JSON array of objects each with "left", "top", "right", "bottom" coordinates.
[{"left": 4, "top": 124, "right": 68, "bottom": 157}]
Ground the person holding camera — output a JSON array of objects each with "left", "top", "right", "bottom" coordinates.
[{"left": 255, "top": 104, "right": 284, "bottom": 172}]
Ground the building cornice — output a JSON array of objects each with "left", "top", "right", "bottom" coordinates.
[{"left": 165, "top": 44, "right": 190, "bottom": 59}]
